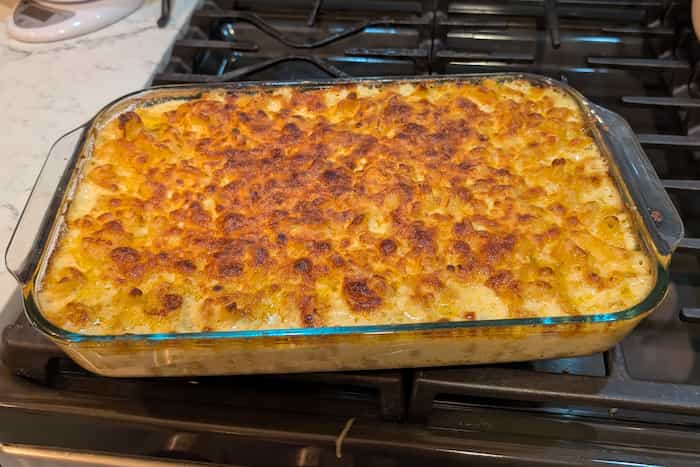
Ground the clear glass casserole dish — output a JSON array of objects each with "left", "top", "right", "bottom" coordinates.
[{"left": 5, "top": 73, "right": 683, "bottom": 377}]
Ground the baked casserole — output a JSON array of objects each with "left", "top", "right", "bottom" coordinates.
[{"left": 37, "top": 78, "right": 654, "bottom": 335}]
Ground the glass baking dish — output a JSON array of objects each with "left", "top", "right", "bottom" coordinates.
[{"left": 5, "top": 73, "right": 684, "bottom": 377}]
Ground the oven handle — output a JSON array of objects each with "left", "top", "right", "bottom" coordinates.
[
  {"left": 591, "top": 105, "right": 683, "bottom": 263},
  {"left": 4, "top": 125, "right": 88, "bottom": 285}
]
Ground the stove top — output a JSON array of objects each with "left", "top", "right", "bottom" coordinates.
[{"left": 3, "top": 1, "right": 700, "bottom": 466}]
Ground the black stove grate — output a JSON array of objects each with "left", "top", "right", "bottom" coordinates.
[
  {"left": 410, "top": 347, "right": 700, "bottom": 423},
  {"left": 153, "top": 0, "right": 434, "bottom": 84}
]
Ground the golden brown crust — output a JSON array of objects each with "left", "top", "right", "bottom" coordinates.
[{"left": 38, "top": 79, "right": 653, "bottom": 335}]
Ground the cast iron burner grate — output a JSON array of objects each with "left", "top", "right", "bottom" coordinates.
[{"left": 153, "top": 0, "right": 434, "bottom": 84}]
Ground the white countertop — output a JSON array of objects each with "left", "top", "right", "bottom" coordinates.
[{"left": 0, "top": 0, "right": 199, "bottom": 317}]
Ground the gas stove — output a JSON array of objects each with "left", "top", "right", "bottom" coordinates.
[{"left": 2, "top": 1, "right": 700, "bottom": 466}]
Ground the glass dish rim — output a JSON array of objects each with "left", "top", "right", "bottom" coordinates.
[{"left": 8, "top": 72, "right": 675, "bottom": 344}]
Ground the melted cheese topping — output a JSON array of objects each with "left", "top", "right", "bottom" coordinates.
[{"left": 37, "top": 79, "right": 654, "bottom": 335}]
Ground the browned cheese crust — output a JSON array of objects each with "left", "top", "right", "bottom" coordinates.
[{"left": 37, "top": 79, "right": 653, "bottom": 335}]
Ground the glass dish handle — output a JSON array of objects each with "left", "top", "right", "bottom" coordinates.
[
  {"left": 592, "top": 105, "right": 683, "bottom": 262},
  {"left": 5, "top": 126, "right": 87, "bottom": 285}
]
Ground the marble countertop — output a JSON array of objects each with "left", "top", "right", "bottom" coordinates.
[{"left": 0, "top": 0, "right": 199, "bottom": 317}]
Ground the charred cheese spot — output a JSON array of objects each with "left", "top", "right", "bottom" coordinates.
[
  {"left": 162, "top": 294, "right": 183, "bottom": 311},
  {"left": 111, "top": 247, "right": 139, "bottom": 264},
  {"left": 407, "top": 222, "right": 436, "bottom": 254},
  {"left": 253, "top": 247, "right": 269, "bottom": 266},
  {"left": 293, "top": 258, "right": 313, "bottom": 274},
  {"left": 321, "top": 169, "right": 351, "bottom": 195},
  {"left": 343, "top": 278, "right": 383, "bottom": 312},
  {"left": 380, "top": 238, "right": 397, "bottom": 256},
  {"left": 175, "top": 260, "right": 197, "bottom": 273},
  {"left": 298, "top": 294, "right": 323, "bottom": 328},
  {"left": 221, "top": 213, "right": 246, "bottom": 233},
  {"left": 38, "top": 79, "right": 653, "bottom": 334},
  {"left": 218, "top": 262, "right": 244, "bottom": 277}
]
